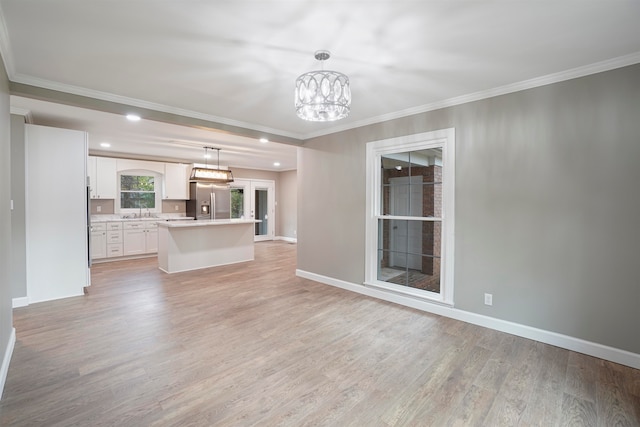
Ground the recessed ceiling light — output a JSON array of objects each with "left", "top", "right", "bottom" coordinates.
[
  {"left": 273, "top": 162, "right": 281, "bottom": 167},
  {"left": 126, "top": 114, "right": 141, "bottom": 122},
  {"left": 259, "top": 138, "right": 269, "bottom": 143},
  {"left": 100, "top": 142, "right": 111, "bottom": 148},
  {"left": 395, "top": 165, "right": 402, "bottom": 171}
]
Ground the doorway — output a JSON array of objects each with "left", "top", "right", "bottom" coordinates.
[
  {"left": 230, "top": 179, "right": 275, "bottom": 241},
  {"left": 389, "top": 175, "right": 423, "bottom": 270},
  {"left": 251, "top": 180, "right": 275, "bottom": 241}
]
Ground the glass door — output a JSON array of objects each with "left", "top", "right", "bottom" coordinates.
[
  {"left": 230, "top": 179, "right": 251, "bottom": 220},
  {"left": 250, "top": 180, "right": 275, "bottom": 241}
]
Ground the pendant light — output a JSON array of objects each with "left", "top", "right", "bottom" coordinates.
[
  {"left": 295, "top": 50, "right": 351, "bottom": 122},
  {"left": 189, "top": 147, "right": 234, "bottom": 183}
]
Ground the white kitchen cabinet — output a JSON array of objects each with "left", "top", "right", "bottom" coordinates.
[
  {"left": 88, "top": 156, "right": 117, "bottom": 199},
  {"left": 91, "top": 223, "right": 107, "bottom": 259},
  {"left": 123, "top": 221, "right": 158, "bottom": 256},
  {"left": 163, "top": 163, "right": 189, "bottom": 200},
  {"left": 146, "top": 222, "right": 158, "bottom": 253}
]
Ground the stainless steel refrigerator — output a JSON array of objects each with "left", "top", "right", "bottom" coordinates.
[{"left": 186, "top": 182, "right": 231, "bottom": 220}]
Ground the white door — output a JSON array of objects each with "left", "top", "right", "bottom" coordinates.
[
  {"left": 390, "top": 176, "right": 422, "bottom": 269},
  {"left": 250, "top": 180, "right": 275, "bottom": 241}
]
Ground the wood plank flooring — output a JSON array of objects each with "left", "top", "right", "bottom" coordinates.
[{"left": 1, "top": 241, "right": 639, "bottom": 426}]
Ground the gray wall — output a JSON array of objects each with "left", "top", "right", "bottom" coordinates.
[
  {"left": 0, "top": 52, "right": 14, "bottom": 387},
  {"left": 298, "top": 63, "right": 640, "bottom": 355},
  {"left": 277, "top": 170, "right": 297, "bottom": 239},
  {"left": 10, "top": 115, "right": 26, "bottom": 300}
]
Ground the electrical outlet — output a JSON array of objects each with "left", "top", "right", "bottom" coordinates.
[
  {"left": 96, "top": 206, "right": 101, "bottom": 212},
  {"left": 484, "top": 293, "right": 493, "bottom": 306}
]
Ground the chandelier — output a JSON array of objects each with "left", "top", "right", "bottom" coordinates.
[
  {"left": 189, "top": 147, "right": 234, "bottom": 184},
  {"left": 295, "top": 50, "right": 351, "bottom": 122}
]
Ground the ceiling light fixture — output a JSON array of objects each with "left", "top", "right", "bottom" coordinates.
[
  {"left": 189, "top": 147, "right": 234, "bottom": 184},
  {"left": 100, "top": 142, "right": 111, "bottom": 148},
  {"left": 259, "top": 138, "right": 269, "bottom": 143},
  {"left": 295, "top": 50, "right": 350, "bottom": 122},
  {"left": 126, "top": 114, "right": 141, "bottom": 122},
  {"left": 273, "top": 162, "right": 281, "bottom": 167}
]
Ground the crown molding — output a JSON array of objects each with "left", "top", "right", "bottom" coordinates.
[
  {"left": 10, "top": 73, "right": 306, "bottom": 141},
  {"left": 9, "top": 105, "right": 32, "bottom": 122},
  {"left": 302, "top": 51, "right": 640, "bottom": 140},
  {"left": 6, "top": 46, "right": 640, "bottom": 143}
]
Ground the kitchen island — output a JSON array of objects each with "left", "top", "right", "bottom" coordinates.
[{"left": 157, "top": 219, "right": 259, "bottom": 273}]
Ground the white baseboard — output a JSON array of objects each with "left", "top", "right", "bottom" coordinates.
[
  {"left": 12, "top": 297, "right": 28, "bottom": 308},
  {"left": 296, "top": 269, "right": 640, "bottom": 370},
  {"left": 0, "top": 328, "right": 16, "bottom": 399},
  {"left": 275, "top": 236, "right": 297, "bottom": 243}
]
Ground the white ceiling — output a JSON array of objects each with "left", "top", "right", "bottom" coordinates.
[{"left": 1, "top": 1, "right": 640, "bottom": 170}]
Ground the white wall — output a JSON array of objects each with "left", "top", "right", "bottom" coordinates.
[{"left": 0, "top": 51, "right": 16, "bottom": 398}]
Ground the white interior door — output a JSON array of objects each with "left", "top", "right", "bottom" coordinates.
[
  {"left": 250, "top": 180, "right": 275, "bottom": 241},
  {"left": 390, "top": 176, "right": 422, "bottom": 269}
]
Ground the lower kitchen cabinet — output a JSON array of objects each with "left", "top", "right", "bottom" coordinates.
[
  {"left": 123, "top": 221, "right": 158, "bottom": 256},
  {"left": 90, "top": 223, "right": 107, "bottom": 259}
]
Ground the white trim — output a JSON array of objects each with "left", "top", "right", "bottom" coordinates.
[
  {"left": 365, "top": 128, "right": 455, "bottom": 305},
  {"left": 275, "top": 236, "right": 297, "bottom": 243},
  {"left": 10, "top": 73, "right": 304, "bottom": 140},
  {"left": 9, "top": 106, "right": 33, "bottom": 123},
  {"left": 12, "top": 297, "right": 28, "bottom": 308},
  {"left": 6, "top": 50, "right": 639, "bottom": 143},
  {"left": 296, "top": 269, "right": 640, "bottom": 370},
  {"left": 0, "top": 328, "right": 16, "bottom": 399},
  {"left": 302, "top": 52, "right": 640, "bottom": 140}
]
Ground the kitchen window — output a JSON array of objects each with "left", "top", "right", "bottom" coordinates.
[
  {"left": 118, "top": 171, "right": 162, "bottom": 214},
  {"left": 365, "top": 128, "right": 455, "bottom": 305}
]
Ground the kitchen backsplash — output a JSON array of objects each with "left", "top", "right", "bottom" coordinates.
[
  {"left": 162, "top": 200, "right": 186, "bottom": 213},
  {"left": 91, "top": 199, "right": 114, "bottom": 214},
  {"left": 90, "top": 199, "right": 186, "bottom": 214}
]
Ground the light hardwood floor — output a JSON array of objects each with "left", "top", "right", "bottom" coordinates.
[{"left": 1, "top": 241, "right": 639, "bottom": 426}]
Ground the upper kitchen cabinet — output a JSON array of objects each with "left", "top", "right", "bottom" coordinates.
[
  {"left": 88, "top": 156, "right": 117, "bottom": 199},
  {"left": 163, "top": 163, "right": 189, "bottom": 200}
]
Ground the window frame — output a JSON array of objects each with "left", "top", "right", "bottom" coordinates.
[
  {"left": 116, "top": 170, "right": 162, "bottom": 214},
  {"left": 364, "top": 128, "right": 455, "bottom": 305}
]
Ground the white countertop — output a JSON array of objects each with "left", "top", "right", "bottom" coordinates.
[
  {"left": 158, "top": 219, "right": 260, "bottom": 228},
  {"left": 91, "top": 214, "right": 194, "bottom": 223}
]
